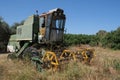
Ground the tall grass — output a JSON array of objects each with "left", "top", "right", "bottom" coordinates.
[{"left": 0, "top": 47, "right": 120, "bottom": 80}]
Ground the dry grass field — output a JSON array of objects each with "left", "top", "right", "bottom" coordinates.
[{"left": 0, "top": 47, "right": 120, "bottom": 80}]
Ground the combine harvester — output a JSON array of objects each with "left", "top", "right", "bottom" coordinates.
[{"left": 8, "top": 8, "right": 95, "bottom": 71}]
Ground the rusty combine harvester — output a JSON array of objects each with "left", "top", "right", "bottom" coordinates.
[{"left": 8, "top": 8, "right": 95, "bottom": 71}]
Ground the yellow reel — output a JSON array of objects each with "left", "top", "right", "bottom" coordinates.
[
  {"left": 42, "top": 51, "right": 59, "bottom": 71},
  {"left": 60, "top": 50, "right": 76, "bottom": 62},
  {"left": 76, "top": 48, "right": 95, "bottom": 64}
]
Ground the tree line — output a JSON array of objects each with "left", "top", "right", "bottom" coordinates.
[
  {"left": 64, "top": 27, "right": 120, "bottom": 50},
  {"left": 64, "top": 34, "right": 99, "bottom": 46}
]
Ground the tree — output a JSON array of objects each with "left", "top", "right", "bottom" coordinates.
[
  {"left": 0, "top": 16, "right": 11, "bottom": 52},
  {"left": 96, "top": 30, "right": 108, "bottom": 46},
  {"left": 101, "top": 27, "right": 120, "bottom": 49}
]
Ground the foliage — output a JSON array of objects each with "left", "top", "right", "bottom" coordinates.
[
  {"left": 0, "top": 17, "right": 10, "bottom": 36},
  {"left": 0, "top": 16, "right": 11, "bottom": 52},
  {"left": 64, "top": 34, "right": 99, "bottom": 46},
  {"left": 101, "top": 27, "right": 120, "bottom": 49},
  {"left": 64, "top": 27, "right": 120, "bottom": 50}
]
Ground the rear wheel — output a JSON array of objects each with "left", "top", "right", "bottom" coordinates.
[{"left": 22, "top": 46, "right": 43, "bottom": 71}]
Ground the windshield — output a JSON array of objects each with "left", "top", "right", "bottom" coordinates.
[
  {"left": 39, "top": 17, "right": 45, "bottom": 28},
  {"left": 53, "top": 19, "right": 65, "bottom": 29}
]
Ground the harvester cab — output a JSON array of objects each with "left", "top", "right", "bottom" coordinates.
[
  {"left": 39, "top": 8, "right": 66, "bottom": 43},
  {"left": 16, "top": 8, "right": 66, "bottom": 48}
]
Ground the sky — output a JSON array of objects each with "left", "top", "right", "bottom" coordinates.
[{"left": 0, "top": 0, "right": 120, "bottom": 34}]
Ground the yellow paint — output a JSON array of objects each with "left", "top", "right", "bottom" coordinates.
[{"left": 40, "top": 27, "right": 46, "bottom": 37}]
